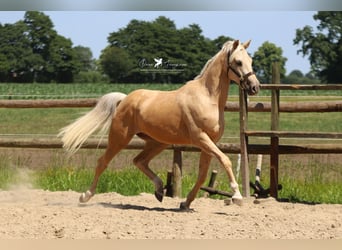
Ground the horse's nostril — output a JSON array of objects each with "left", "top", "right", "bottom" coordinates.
[{"left": 252, "top": 85, "right": 259, "bottom": 93}]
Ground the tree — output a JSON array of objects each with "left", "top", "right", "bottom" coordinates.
[
  {"left": 0, "top": 21, "right": 39, "bottom": 82},
  {"left": 23, "top": 11, "right": 55, "bottom": 82},
  {"left": 24, "top": 11, "right": 56, "bottom": 57},
  {"left": 211, "top": 35, "right": 234, "bottom": 51},
  {"left": 282, "top": 69, "right": 321, "bottom": 84},
  {"left": 253, "top": 41, "right": 287, "bottom": 83},
  {"left": 73, "top": 46, "right": 104, "bottom": 83},
  {"left": 105, "top": 16, "right": 218, "bottom": 83},
  {"left": 23, "top": 11, "right": 78, "bottom": 83},
  {"left": 73, "top": 46, "right": 95, "bottom": 72},
  {"left": 48, "top": 35, "right": 79, "bottom": 83},
  {"left": 99, "top": 46, "right": 134, "bottom": 83},
  {"left": 177, "top": 24, "right": 217, "bottom": 80},
  {"left": 0, "top": 11, "right": 85, "bottom": 83},
  {"left": 293, "top": 11, "right": 342, "bottom": 83}
]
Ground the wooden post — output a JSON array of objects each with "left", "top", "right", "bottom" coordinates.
[
  {"left": 208, "top": 170, "right": 218, "bottom": 188},
  {"left": 172, "top": 149, "right": 182, "bottom": 197},
  {"left": 165, "top": 171, "right": 173, "bottom": 197},
  {"left": 239, "top": 88, "right": 250, "bottom": 197},
  {"left": 202, "top": 170, "right": 218, "bottom": 197},
  {"left": 270, "top": 62, "right": 280, "bottom": 198}
]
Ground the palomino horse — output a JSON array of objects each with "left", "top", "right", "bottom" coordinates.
[{"left": 59, "top": 40, "right": 260, "bottom": 210}]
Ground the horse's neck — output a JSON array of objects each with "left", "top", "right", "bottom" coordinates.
[{"left": 201, "top": 53, "right": 230, "bottom": 109}]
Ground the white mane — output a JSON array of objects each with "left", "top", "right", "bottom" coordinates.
[{"left": 195, "top": 40, "right": 236, "bottom": 79}]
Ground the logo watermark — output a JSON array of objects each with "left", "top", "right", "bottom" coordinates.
[{"left": 138, "top": 57, "right": 187, "bottom": 74}]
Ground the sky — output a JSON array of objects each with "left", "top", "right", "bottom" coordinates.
[{"left": 0, "top": 11, "right": 319, "bottom": 74}]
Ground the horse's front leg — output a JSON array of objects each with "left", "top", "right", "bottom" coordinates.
[
  {"left": 186, "top": 132, "right": 243, "bottom": 208},
  {"left": 180, "top": 151, "right": 212, "bottom": 211}
]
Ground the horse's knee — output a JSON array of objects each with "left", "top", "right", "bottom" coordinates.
[{"left": 221, "top": 156, "right": 232, "bottom": 170}]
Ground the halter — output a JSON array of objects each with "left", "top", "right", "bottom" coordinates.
[{"left": 227, "top": 49, "right": 255, "bottom": 86}]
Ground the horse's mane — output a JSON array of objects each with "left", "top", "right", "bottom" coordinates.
[{"left": 194, "top": 40, "right": 234, "bottom": 80}]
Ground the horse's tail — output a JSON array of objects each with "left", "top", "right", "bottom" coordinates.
[{"left": 58, "top": 92, "right": 127, "bottom": 154}]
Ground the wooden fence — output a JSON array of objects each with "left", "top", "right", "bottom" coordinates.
[
  {"left": 239, "top": 63, "right": 342, "bottom": 198},
  {"left": 1, "top": 74, "right": 342, "bottom": 198}
]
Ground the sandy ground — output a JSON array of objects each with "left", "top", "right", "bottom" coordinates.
[{"left": 0, "top": 188, "right": 341, "bottom": 239}]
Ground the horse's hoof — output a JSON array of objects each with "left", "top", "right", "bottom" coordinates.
[
  {"left": 154, "top": 191, "right": 164, "bottom": 202},
  {"left": 224, "top": 198, "right": 233, "bottom": 206},
  {"left": 232, "top": 198, "right": 243, "bottom": 206},
  {"left": 79, "top": 190, "right": 93, "bottom": 203},
  {"left": 179, "top": 202, "right": 195, "bottom": 212}
]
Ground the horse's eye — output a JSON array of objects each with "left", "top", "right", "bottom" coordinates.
[{"left": 236, "top": 60, "right": 242, "bottom": 66}]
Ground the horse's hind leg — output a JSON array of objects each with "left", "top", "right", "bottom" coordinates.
[
  {"left": 133, "top": 140, "right": 168, "bottom": 202},
  {"left": 79, "top": 126, "right": 134, "bottom": 203}
]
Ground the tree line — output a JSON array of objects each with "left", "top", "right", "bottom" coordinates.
[{"left": 0, "top": 11, "right": 340, "bottom": 84}]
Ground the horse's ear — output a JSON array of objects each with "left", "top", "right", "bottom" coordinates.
[
  {"left": 243, "top": 40, "right": 251, "bottom": 49},
  {"left": 232, "top": 40, "right": 240, "bottom": 51}
]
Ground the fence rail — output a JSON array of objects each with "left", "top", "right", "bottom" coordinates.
[
  {"left": 0, "top": 137, "right": 341, "bottom": 155},
  {"left": 1, "top": 98, "right": 342, "bottom": 113}
]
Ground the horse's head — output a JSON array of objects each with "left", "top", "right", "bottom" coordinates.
[{"left": 226, "top": 40, "right": 260, "bottom": 95}]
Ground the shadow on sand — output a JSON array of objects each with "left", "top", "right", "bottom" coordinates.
[{"left": 101, "top": 202, "right": 192, "bottom": 212}]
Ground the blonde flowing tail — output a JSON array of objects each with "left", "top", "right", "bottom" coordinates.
[{"left": 58, "top": 92, "right": 127, "bottom": 154}]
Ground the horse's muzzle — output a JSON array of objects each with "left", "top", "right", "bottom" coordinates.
[
  {"left": 242, "top": 76, "right": 260, "bottom": 95},
  {"left": 248, "top": 82, "right": 260, "bottom": 95},
  {"left": 239, "top": 71, "right": 260, "bottom": 96}
]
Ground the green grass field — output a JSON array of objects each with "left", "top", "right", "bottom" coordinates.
[
  {"left": 0, "top": 83, "right": 341, "bottom": 204},
  {"left": 1, "top": 82, "right": 341, "bottom": 99}
]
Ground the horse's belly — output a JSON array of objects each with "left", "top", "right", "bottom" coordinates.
[{"left": 138, "top": 116, "right": 190, "bottom": 144}]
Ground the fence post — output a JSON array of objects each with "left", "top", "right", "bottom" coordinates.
[
  {"left": 165, "top": 171, "right": 173, "bottom": 197},
  {"left": 239, "top": 88, "right": 250, "bottom": 197},
  {"left": 270, "top": 62, "right": 280, "bottom": 198},
  {"left": 172, "top": 148, "right": 182, "bottom": 197}
]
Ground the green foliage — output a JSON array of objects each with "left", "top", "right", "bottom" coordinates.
[
  {"left": 259, "top": 159, "right": 342, "bottom": 204},
  {"left": 0, "top": 155, "right": 18, "bottom": 189},
  {"left": 73, "top": 46, "right": 95, "bottom": 72},
  {"left": 0, "top": 20, "right": 38, "bottom": 82},
  {"left": 0, "top": 11, "right": 88, "bottom": 83},
  {"left": 2, "top": 13, "right": 235, "bottom": 84},
  {"left": 72, "top": 47, "right": 102, "bottom": 84},
  {"left": 282, "top": 70, "right": 321, "bottom": 84},
  {"left": 100, "top": 46, "right": 134, "bottom": 83},
  {"left": 73, "top": 71, "right": 108, "bottom": 84},
  {"left": 23, "top": 11, "right": 77, "bottom": 83},
  {"left": 0, "top": 83, "right": 184, "bottom": 100},
  {"left": 253, "top": 41, "right": 287, "bottom": 83},
  {"left": 49, "top": 35, "right": 79, "bottom": 83},
  {"left": 33, "top": 165, "right": 156, "bottom": 195},
  {"left": 1, "top": 158, "right": 340, "bottom": 204},
  {"left": 294, "top": 11, "right": 342, "bottom": 83},
  {"left": 3, "top": 12, "right": 336, "bottom": 85},
  {"left": 34, "top": 165, "right": 93, "bottom": 192},
  {"left": 104, "top": 16, "right": 228, "bottom": 83}
]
